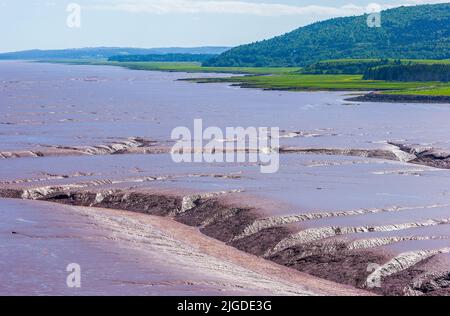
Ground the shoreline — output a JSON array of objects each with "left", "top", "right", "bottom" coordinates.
[
  {"left": 346, "top": 92, "right": 450, "bottom": 104},
  {"left": 33, "top": 60, "right": 450, "bottom": 104}
]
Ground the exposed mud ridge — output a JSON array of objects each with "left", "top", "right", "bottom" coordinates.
[
  {"left": 0, "top": 186, "right": 447, "bottom": 296},
  {"left": 366, "top": 248, "right": 450, "bottom": 296},
  {"left": 3, "top": 136, "right": 449, "bottom": 175},
  {"left": 279, "top": 147, "right": 398, "bottom": 161},
  {"left": 366, "top": 248, "right": 450, "bottom": 286},
  {"left": 404, "top": 270, "right": 450, "bottom": 296},
  {"left": 348, "top": 235, "right": 450, "bottom": 250},
  {"left": 282, "top": 143, "right": 450, "bottom": 170},
  {"left": 53, "top": 137, "right": 163, "bottom": 155},
  {"left": 234, "top": 203, "right": 448, "bottom": 241},
  {"left": 231, "top": 227, "right": 293, "bottom": 257},
  {"left": 390, "top": 142, "right": 450, "bottom": 169},
  {"left": 346, "top": 93, "right": 450, "bottom": 104},
  {"left": 0, "top": 172, "right": 95, "bottom": 185},
  {"left": 178, "top": 190, "right": 243, "bottom": 215},
  {"left": 268, "top": 242, "right": 388, "bottom": 289},
  {"left": 43, "top": 190, "right": 182, "bottom": 217},
  {"left": 264, "top": 235, "right": 450, "bottom": 262},
  {"left": 261, "top": 236, "right": 450, "bottom": 296},
  {"left": 0, "top": 188, "right": 23, "bottom": 199},
  {"left": 0, "top": 137, "right": 169, "bottom": 159},
  {"left": 266, "top": 218, "right": 450, "bottom": 257},
  {"left": 177, "top": 198, "right": 259, "bottom": 243},
  {"left": 7, "top": 173, "right": 241, "bottom": 201}
]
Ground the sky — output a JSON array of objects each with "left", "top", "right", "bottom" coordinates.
[{"left": 0, "top": 0, "right": 447, "bottom": 52}]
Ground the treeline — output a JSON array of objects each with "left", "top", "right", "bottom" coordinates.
[
  {"left": 302, "top": 59, "right": 402, "bottom": 74},
  {"left": 108, "top": 54, "right": 217, "bottom": 63},
  {"left": 363, "top": 64, "right": 450, "bottom": 82}
]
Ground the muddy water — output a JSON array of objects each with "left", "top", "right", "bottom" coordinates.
[
  {"left": 1, "top": 61, "right": 450, "bottom": 295},
  {"left": 2, "top": 61, "right": 450, "bottom": 151}
]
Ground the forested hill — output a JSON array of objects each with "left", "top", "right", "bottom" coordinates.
[{"left": 205, "top": 3, "right": 450, "bottom": 67}]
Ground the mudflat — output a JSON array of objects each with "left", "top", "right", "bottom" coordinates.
[
  {"left": 2, "top": 198, "right": 366, "bottom": 296},
  {"left": 1, "top": 61, "right": 450, "bottom": 296}
]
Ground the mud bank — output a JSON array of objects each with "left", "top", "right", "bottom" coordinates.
[
  {"left": 346, "top": 93, "right": 450, "bottom": 104},
  {"left": 4, "top": 137, "right": 450, "bottom": 173},
  {"left": 0, "top": 137, "right": 168, "bottom": 160},
  {"left": 1, "top": 198, "right": 341, "bottom": 296},
  {"left": 281, "top": 143, "right": 450, "bottom": 171},
  {"left": 280, "top": 147, "right": 398, "bottom": 161},
  {"left": 390, "top": 142, "right": 450, "bottom": 169},
  {"left": 1, "top": 186, "right": 448, "bottom": 296}
]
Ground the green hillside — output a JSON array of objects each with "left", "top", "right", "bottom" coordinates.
[{"left": 205, "top": 4, "right": 450, "bottom": 67}]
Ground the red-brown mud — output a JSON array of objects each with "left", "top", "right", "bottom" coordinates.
[{"left": 2, "top": 185, "right": 447, "bottom": 296}]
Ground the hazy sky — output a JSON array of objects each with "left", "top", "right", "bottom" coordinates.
[{"left": 0, "top": 0, "right": 447, "bottom": 52}]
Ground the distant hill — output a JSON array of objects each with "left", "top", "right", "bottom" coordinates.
[
  {"left": 0, "top": 47, "right": 231, "bottom": 60},
  {"left": 108, "top": 53, "right": 217, "bottom": 63},
  {"left": 205, "top": 3, "right": 450, "bottom": 67}
]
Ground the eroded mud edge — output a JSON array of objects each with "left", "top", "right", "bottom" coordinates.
[
  {"left": 3, "top": 138, "right": 450, "bottom": 173},
  {"left": 1, "top": 187, "right": 448, "bottom": 296},
  {"left": 346, "top": 93, "right": 450, "bottom": 104}
]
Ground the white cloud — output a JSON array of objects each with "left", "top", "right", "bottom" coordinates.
[
  {"left": 87, "top": 0, "right": 449, "bottom": 17},
  {"left": 398, "top": 0, "right": 450, "bottom": 4},
  {"left": 88, "top": 0, "right": 367, "bottom": 17}
]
